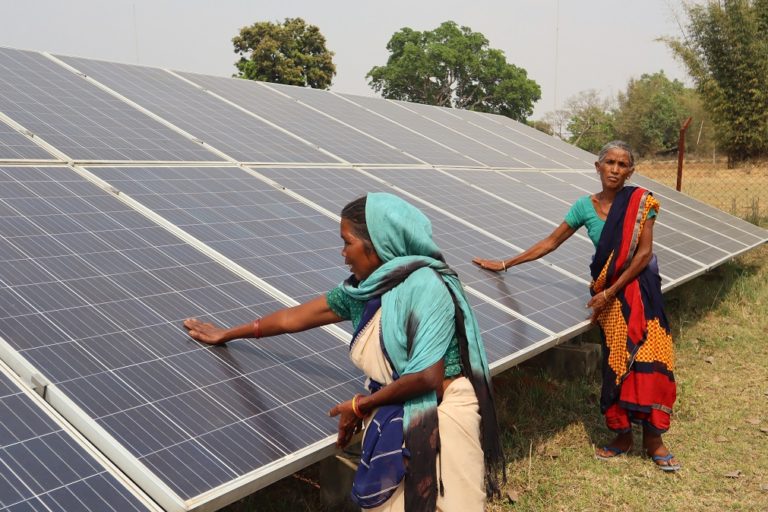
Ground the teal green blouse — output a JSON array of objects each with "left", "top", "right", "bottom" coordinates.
[
  {"left": 565, "top": 195, "right": 656, "bottom": 247},
  {"left": 326, "top": 285, "right": 462, "bottom": 378}
]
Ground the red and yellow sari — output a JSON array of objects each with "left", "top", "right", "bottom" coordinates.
[{"left": 589, "top": 186, "right": 676, "bottom": 434}]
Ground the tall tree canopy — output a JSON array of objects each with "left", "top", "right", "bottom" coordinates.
[
  {"left": 233, "top": 17, "right": 336, "bottom": 89},
  {"left": 563, "top": 90, "right": 616, "bottom": 154},
  {"left": 613, "top": 71, "right": 690, "bottom": 157},
  {"left": 663, "top": 0, "right": 768, "bottom": 162},
  {"left": 367, "top": 21, "right": 541, "bottom": 121}
]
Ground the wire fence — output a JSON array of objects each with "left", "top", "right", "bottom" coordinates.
[{"left": 636, "top": 157, "right": 768, "bottom": 226}]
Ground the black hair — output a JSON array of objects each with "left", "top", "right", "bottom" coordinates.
[{"left": 341, "top": 196, "right": 374, "bottom": 252}]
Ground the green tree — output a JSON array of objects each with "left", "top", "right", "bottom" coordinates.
[
  {"left": 528, "top": 119, "right": 554, "bottom": 136},
  {"left": 367, "top": 21, "right": 541, "bottom": 121},
  {"left": 679, "top": 88, "right": 717, "bottom": 158},
  {"left": 663, "top": 0, "right": 768, "bottom": 162},
  {"left": 613, "top": 71, "right": 690, "bottom": 157},
  {"left": 564, "top": 90, "right": 616, "bottom": 153},
  {"left": 233, "top": 18, "right": 336, "bottom": 89}
]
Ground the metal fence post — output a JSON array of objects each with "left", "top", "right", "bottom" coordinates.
[{"left": 676, "top": 117, "right": 693, "bottom": 192}]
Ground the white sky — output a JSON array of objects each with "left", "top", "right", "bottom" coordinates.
[{"left": 1, "top": 0, "right": 690, "bottom": 119}]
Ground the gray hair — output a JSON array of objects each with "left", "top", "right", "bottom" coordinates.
[{"left": 597, "top": 140, "right": 635, "bottom": 168}]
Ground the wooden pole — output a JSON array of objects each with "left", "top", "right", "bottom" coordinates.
[{"left": 676, "top": 117, "right": 693, "bottom": 192}]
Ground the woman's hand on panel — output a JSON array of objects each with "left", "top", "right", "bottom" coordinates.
[
  {"left": 183, "top": 318, "right": 231, "bottom": 345},
  {"left": 472, "top": 257, "right": 506, "bottom": 272}
]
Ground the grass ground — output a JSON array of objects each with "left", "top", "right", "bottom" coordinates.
[{"left": 231, "top": 243, "right": 767, "bottom": 512}]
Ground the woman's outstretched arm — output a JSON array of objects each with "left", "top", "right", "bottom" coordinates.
[
  {"left": 183, "top": 294, "right": 343, "bottom": 345},
  {"left": 473, "top": 221, "right": 577, "bottom": 272}
]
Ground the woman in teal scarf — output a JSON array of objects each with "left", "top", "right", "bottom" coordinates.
[{"left": 184, "top": 193, "right": 504, "bottom": 511}]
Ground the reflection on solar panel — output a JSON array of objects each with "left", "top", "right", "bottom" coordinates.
[
  {"left": 0, "top": 363, "right": 157, "bottom": 512},
  {"left": 0, "top": 47, "right": 765, "bottom": 512}
]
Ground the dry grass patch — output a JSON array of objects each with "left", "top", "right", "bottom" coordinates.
[{"left": 638, "top": 160, "right": 768, "bottom": 223}]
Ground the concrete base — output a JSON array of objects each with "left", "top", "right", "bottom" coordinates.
[
  {"left": 319, "top": 446, "right": 359, "bottom": 510},
  {"left": 524, "top": 337, "right": 602, "bottom": 379}
]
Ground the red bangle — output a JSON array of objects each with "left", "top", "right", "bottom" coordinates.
[
  {"left": 351, "top": 394, "right": 365, "bottom": 419},
  {"left": 253, "top": 318, "right": 262, "bottom": 338}
]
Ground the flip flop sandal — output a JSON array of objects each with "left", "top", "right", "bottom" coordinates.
[
  {"left": 651, "top": 453, "right": 681, "bottom": 472},
  {"left": 595, "top": 445, "right": 629, "bottom": 461}
]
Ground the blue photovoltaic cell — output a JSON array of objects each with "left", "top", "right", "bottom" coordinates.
[
  {"left": 264, "top": 83, "right": 479, "bottom": 167},
  {"left": 339, "top": 94, "right": 525, "bottom": 168},
  {"left": 0, "top": 48, "right": 221, "bottom": 162},
  {"left": 176, "top": 72, "right": 420, "bottom": 165},
  {"left": 0, "top": 166, "right": 362, "bottom": 501},
  {"left": 0, "top": 122, "right": 54, "bottom": 161},
  {"left": 484, "top": 111, "right": 597, "bottom": 167},
  {"left": 255, "top": 166, "right": 590, "bottom": 336},
  {"left": 0, "top": 368, "right": 152, "bottom": 512},
  {"left": 87, "top": 166, "right": 350, "bottom": 307},
  {"left": 362, "top": 167, "right": 596, "bottom": 279},
  {"left": 400, "top": 101, "right": 570, "bottom": 170},
  {"left": 57, "top": 56, "right": 338, "bottom": 165}
]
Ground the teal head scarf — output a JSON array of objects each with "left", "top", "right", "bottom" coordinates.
[{"left": 340, "top": 192, "right": 504, "bottom": 510}]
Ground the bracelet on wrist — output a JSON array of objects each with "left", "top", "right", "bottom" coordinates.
[
  {"left": 351, "top": 394, "right": 365, "bottom": 419},
  {"left": 253, "top": 318, "right": 262, "bottom": 338}
]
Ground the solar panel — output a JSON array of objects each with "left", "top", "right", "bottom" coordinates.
[
  {"left": 0, "top": 166, "right": 362, "bottom": 510},
  {"left": 0, "top": 120, "right": 55, "bottom": 161},
  {"left": 262, "top": 83, "right": 479, "bottom": 167},
  {"left": 176, "top": 72, "right": 420, "bottom": 165},
  {"left": 361, "top": 167, "right": 595, "bottom": 278},
  {"left": 630, "top": 174, "right": 768, "bottom": 243},
  {"left": 398, "top": 101, "right": 573, "bottom": 170},
  {"left": 339, "top": 94, "right": 528, "bottom": 168},
  {"left": 86, "top": 166, "right": 349, "bottom": 305},
  {"left": 0, "top": 48, "right": 221, "bottom": 162},
  {"left": 0, "top": 362, "right": 158, "bottom": 512},
  {"left": 254, "top": 166, "right": 590, "bottom": 336},
  {"left": 443, "top": 108, "right": 596, "bottom": 169},
  {"left": 56, "top": 56, "right": 339, "bottom": 165}
]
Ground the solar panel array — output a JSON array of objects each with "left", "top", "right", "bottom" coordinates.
[
  {"left": 0, "top": 46, "right": 765, "bottom": 511},
  {"left": 0, "top": 361, "right": 158, "bottom": 512}
]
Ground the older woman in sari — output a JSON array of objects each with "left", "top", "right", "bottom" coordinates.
[
  {"left": 185, "top": 192, "right": 504, "bottom": 510},
  {"left": 473, "top": 140, "right": 679, "bottom": 472}
]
